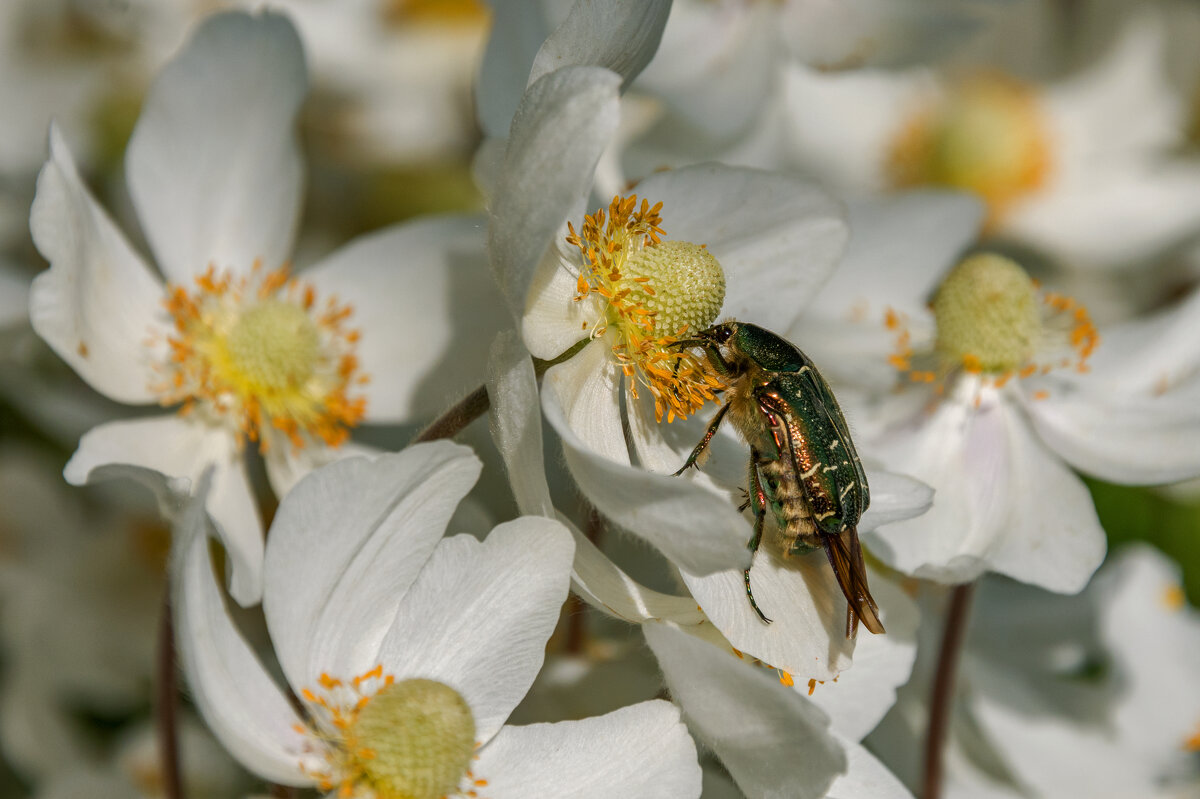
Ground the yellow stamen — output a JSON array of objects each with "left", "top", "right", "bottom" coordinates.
[
  {"left": 154, "top": 263, "right": 367, "bottom": 451},
  {"left": 1163, "top": 584, "right": 1186, "bottom": 611},
  {"left": 884, "top": 253, "right": 1098, "bottom": 400},
  {"left": 299, "top": 668, "right": 478, "bottom": 799},
  {"left": 566, "top": 195, "right": 728, "bottom": 422}
]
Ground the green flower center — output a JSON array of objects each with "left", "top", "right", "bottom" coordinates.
[
  {"left": 933, "top": 253, "right": 1042, "bottom": 374},
  {"left": 619, "top": 239, "right": 726, "bottom": 339},
  {"left": 352, "top": 678, "right": 476, "bottom": 799}
]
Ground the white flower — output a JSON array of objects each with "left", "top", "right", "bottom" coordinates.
[
  {"left": 29, "top": 10, "right": 504, "bottom": 604},
  {"left": 632, "top": 0, "right": 1000, "bottom": 143},
  {"left": 173, "top": 442, "right": 703, "bottom": 798},
  {"left": 645, "top": 623, "right": 918, "bottom": 799},
  {"left": 966, "top": 545, "right": 1200, "bottom": 798},
  {"left": 488, "top": 331, "right": 927, "bottom": 684},
  {"left": 869, "top": 545, "right": 1200, "bottom": 798},
  {"left": 779, "top": 7, "right": 1200, "bottom": 270},
  {"left": 792, "top": 190, "right": 1200, "bottom": 592}
]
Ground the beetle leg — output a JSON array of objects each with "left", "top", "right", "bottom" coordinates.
[
  {"left": 744, "top": 447, "right": 773, "bottom": 624},
  {"left": 673, "top": 401, "right": 731, "bottom": 475},
  {"left": 674, "top": 337, "right": 733, "bottom": 376}
]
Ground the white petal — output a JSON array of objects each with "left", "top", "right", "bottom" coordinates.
[
  {"left": 63, "top": 415, "right": 265, "bottom": 605},
  {"left": 809, "top": 191, "right": 983, "bottom": 319},
  {"left": 970, "top": 680, "right": 1153, "bottom": 798},
  {"left": 542, "top": 340, "right": 628, "bottom": 464},
  {"left": 476, "top": 701, "right": 702, "bottom": 799},
  {"left": 807, "top": 571, "right": 919, "bottom": 741},
  {"left": 487, "top": 330, "right": 554, "bottom": 517},
  {"left": 863, "top": 391, "right": 1010, "bottom": 585},
  {"left": 987, "top": 400, "right": 1106, "bottom": 594},
  {"left": 489, "top": 66, "right": 621, "bottom": 317},
  {"left": 780, "top": 0, "right": 989, "bottom": 71},
  {"left": 303, "top": 214, "right": 506, "bottom": 423},
  {"left": 205, "top": 447, "right": 266, "bottom": 606},
  {"left": 375, "top": 517, "right": 574, "bottom": 743},
  {"left": 567, "top": 518, "right": 706, "bottom": 625},
  {"left": 1004, "top": 163, "right": 1200, "bottom": 269},
  {"left": 262, "top": 443, "right": 481, "bottom": 692},
  {"left": 126, "top": 10, "right": 306, "bottom": 283},
  {"left": 637, "top": 3, "right": 777, "bottom": 143},
  {"left": 1080, "top": 288, "right": 1200, "bottom": 394},
  {"left": 262, "top": 435, "right": 379, "bottom": 498},
  {"left": 644, "top": 623, "right": 845, "bottom": 799},
  {"left": 521, "top": 247, "right": 596, "bottom": 360},
  {"left": 858, "top": 468, "right": 934, "bottom": 531},
  {"left": 529, "top": 0, "right": 671, "bottom": 89},
  {"left": 1100, "top": 545, "right": 1200, "bottom": 760},
  {"left": 171, "top": 484, "right": 311, "bottom": 786},
  {"left": 826, "top": 736, "right": 915, "bottom": 799},
  {"left": 475, "top": 0, "right": 564, "bottom": 139},
  {"left": 680, "top": 548, "right": 854, "bottom": 681},
  {"left": 1026, "top": 383, "right": 1200, "bottom": 485},
  {"left": 29, "top": 125, "right": 167, "bottom": 404},
  {"left": 542, "top": 370, "right": 753, "bottom": 575},
  {"left": 781, "top": 66, "right": 934, "bottom": 193},
  {"left": 866, "top": 390, "right": 1105, "bottom": 593},
  {"left": 634, "top": 164, "right": 848, "bottom": 333}
]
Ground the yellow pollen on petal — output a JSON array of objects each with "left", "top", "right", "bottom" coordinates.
[
  {"left": 1186, "top": 723, "right": 1200, "bottom": 752},
  {"left": 384, "top": 0, "right": 489, "bottom": 26},
  {"left": 887, "top": 74, "right": 1050, "bottom": 230},
  {"left": 299, "top": 668, "right": 478, "bottom": 799},
  {"left": 884, "top": 253, "right": 1098, "bottom": 400},
  {"left": 566, "top": 194, "right": 728, "bottom": 423},
  {"left": 153, "top": 263, "right": 367, "bottom": 451},
  {"left": 1163, "top": 584, "right": 1186, "bottom": 611}
]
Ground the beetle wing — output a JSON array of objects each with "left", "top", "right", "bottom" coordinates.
[
  {"left": 822, "top": 527, "right": 885, "bottom": 637},
  {"left": 787, "top": 354, "right": 871, "bottom": 513}
]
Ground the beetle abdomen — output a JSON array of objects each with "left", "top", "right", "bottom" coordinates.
[{"left": 761, "top": 458, "right": 818, "bottom": 546}]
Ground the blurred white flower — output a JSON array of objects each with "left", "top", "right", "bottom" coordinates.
[
  {"left": 33, "top": 715, "right": 250, "bottom": 799},
  {"left": 29, "top": 10, "right": 504, "bottom": 604},
  {"left": 792, "top": 190, "right": 1200, "bottom": 592},
  {"left": 869, "top": 545, "right": 1200, "bottom": 799},
  {"left": 174, "top": 442, "right": 703, "bottom": 798},
  {"left": 630, "top": 0, "right": 1002, "bottom": 150},
  {"left": 780, "top": 7, "right": 1200, "bottom": 270},
  {"left": 0, "top": 446, "right": 162, "bottom": 780}
]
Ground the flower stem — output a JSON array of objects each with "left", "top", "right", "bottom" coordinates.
[
  {"left": 155, "top": 589, "right": 184, "bottom": 799},
  {"left": 922, "top": 582, "right": 976, "bottom": 799},
  {"left": 410, "top": 340, "right": 589, "bottom": 444},
  {"left": 412, "top": 384, "right": 490, "bottom": 443}
]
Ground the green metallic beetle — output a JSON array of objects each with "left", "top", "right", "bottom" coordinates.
[{"left": 674, "top": 321, "right": 884, "bottom": 637}]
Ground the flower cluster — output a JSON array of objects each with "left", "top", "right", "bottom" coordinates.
[{"left": 3, "top": 2, "right": 1200, "bottom": 798}]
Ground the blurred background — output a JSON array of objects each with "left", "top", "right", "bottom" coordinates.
[{"left": 1, "top": 0, "right": 1198, "bottom": 796}]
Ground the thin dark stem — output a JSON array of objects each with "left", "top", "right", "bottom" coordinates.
[
  {"left": 155, "top": 589, "right": 184, "bottom": 799},
  {"left": 923, "top": 582, "right": 976, "bottom": 799},
  {"left": 268, "top": 784, "right": 299, "bottom": 798},
  {"left": 409, "top": 340, "right": 589, "bottom": 445},
  {"left": 412, "top": 384, "right": 490, "bottom": 443}
]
